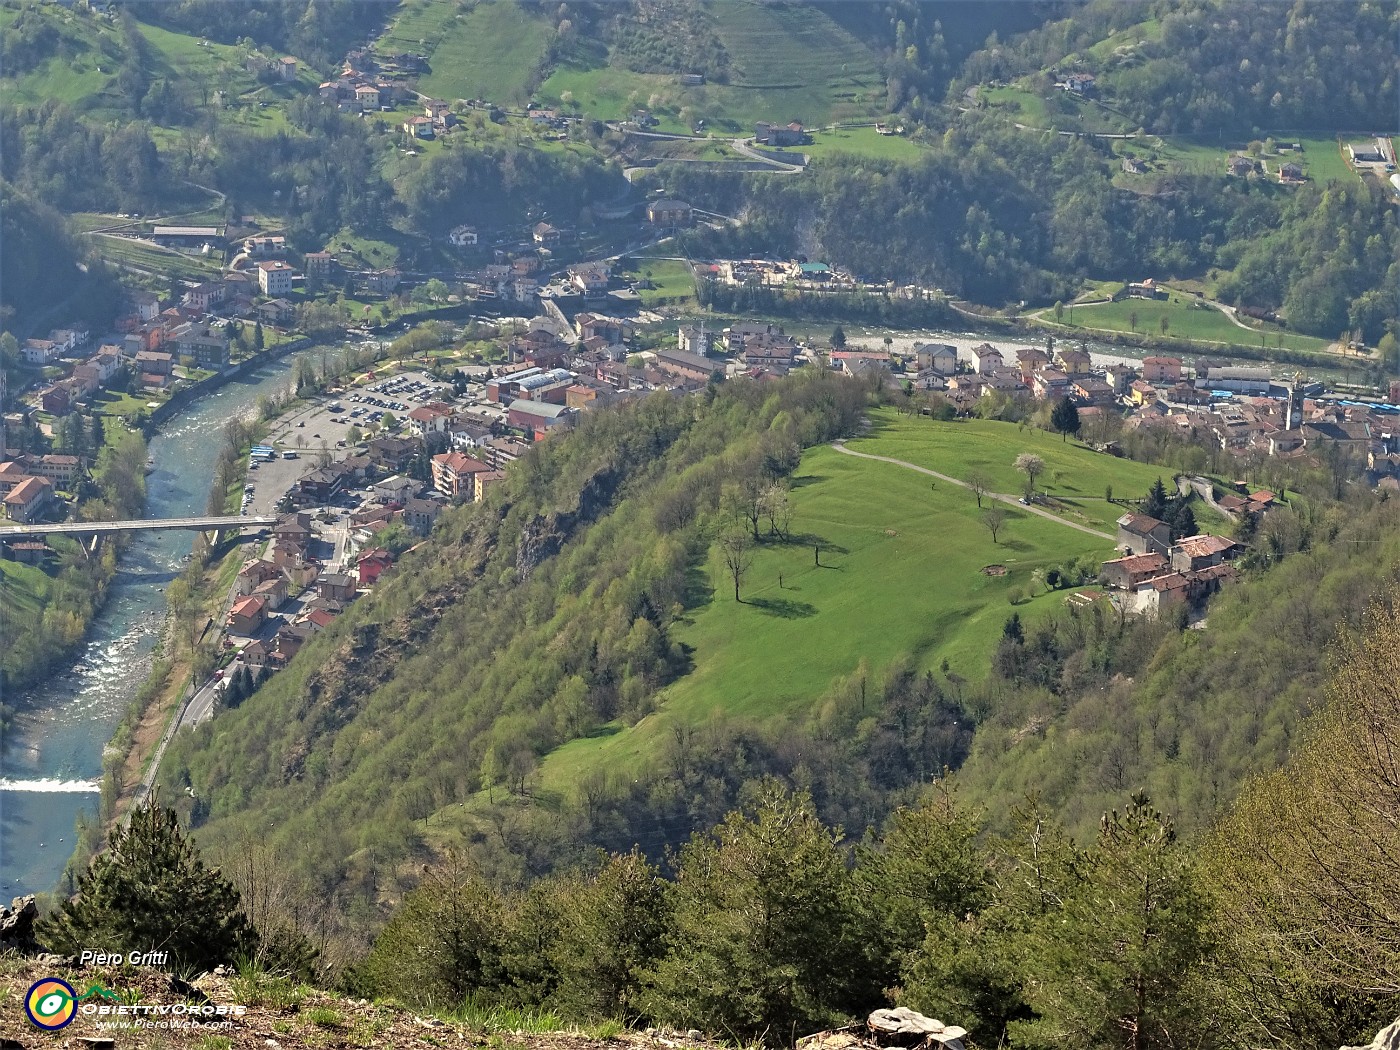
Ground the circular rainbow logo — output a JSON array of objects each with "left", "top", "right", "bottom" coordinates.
[{"left": 25, "top": 978, "right": 77, "bottom": 1030}]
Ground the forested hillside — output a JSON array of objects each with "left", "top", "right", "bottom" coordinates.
[
  {"left": 953, "top": 0, "right": 1400, "bottom": 134},
  {"left": 162, "top": 374, "right": 874, "bottom": 893},
  {"left": 662, "top": 113, "right": 1399, "bottom": 325}
]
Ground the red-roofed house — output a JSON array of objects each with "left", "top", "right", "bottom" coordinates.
[
  {"left": 1170, "top": 534, "right": 1239, "bottom": 572},
  {"left": 408, "top": 402, "right": 455, "bottom": 437},
  {"left": 1116, "top": 513, "right": 1173, "bottom": 556},
  {"left": 3, "top": 475, "right": 52, "bottom": 523},
  {"left": 1100, "top": 551, "right": 1169, "bottom": 590},
  {"left": 431, "top": 451, "right": 489, "bottom": 499},
  {"left": 227, "top": 595, "right": 267, "bottom": 635},
  {"left": 357, "top": 547, "right": 394, "bottom": 586}
]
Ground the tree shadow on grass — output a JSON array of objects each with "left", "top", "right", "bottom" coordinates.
[
  {"left": 747, "top": 596, "right": 818, "bottom": 618},
  {"left": 682, "top": 565, "right": 715, "bottom": 614},
  {"left": 787, "top": 531, "right": 850, "bottom": 555},
  {"left": 791, "top": 474, "right": 825, "bottom": 488},
  {"left": 998, "top": 538, "right": 1035, "bottom": 553}
]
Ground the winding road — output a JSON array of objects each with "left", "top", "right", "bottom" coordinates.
[{"left": 831, "top": 442, "right": 1117, "bottom": 542}]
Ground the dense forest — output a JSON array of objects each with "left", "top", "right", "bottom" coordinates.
[
  {"left": 951, "top": 0, "right": 1400, "bottom": 135},
  {"left": 0, "top": 184, "right": 127, "bottom": 331},
  {"left": 659, "top": 113, "right": 1399, "bottom": 327}
]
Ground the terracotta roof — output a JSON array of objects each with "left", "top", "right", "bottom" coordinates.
[
  {"left": 1117, "top": 512, "right": 1166, "bottom": 536},
  {"left": 1103, "top": 552, "right": 1169, "bottom": 573},
  {"left": 230, "top": 595, "right": 266, "bottom": 618},
  {"left": 433, "top": 451, "right": 489, "bottom": 474},
  {"left": 1174, "top": 534, "right": 1237, "bottom": 558}
]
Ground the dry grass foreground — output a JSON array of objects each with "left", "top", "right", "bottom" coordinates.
[{"left": 0, "top": 955, "right": 690, "bottom": 1050}]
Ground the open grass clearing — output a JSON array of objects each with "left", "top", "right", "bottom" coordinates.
[
  {"left": 533, "top": 439, "right": 1122, "bottom": 791},
  {"left": 381, "top": 0, "right": 554, "bottom": 104},
  {"left": 621, "top": 258, "right": 696, "bottom": 306},
  {"left": 850, "top": 408, "right": 1188, "bottom": 533},
  {"left": 540, "top": 0, "right": 886, "bottom": 133},
  {"left": 1064, "top": 295, "right": 1332, "bottom": 354},
  {"left": 802, "top": 126, "right": 930, "bottom": 163},
  {"left": 89, "top": 234, "right": 222, "bottom": 280}
]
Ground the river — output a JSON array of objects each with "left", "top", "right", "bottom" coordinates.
[{"left": 0, "top": 348, "right": 317, "bottom": 898}]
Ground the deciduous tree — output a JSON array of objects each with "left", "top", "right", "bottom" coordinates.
[
  {"left": 1014, "top": 453, "right": 1044, "bottom": 497},
  {"left": 981, "top": 507, "right": 1007, "bottom": 544},
  {"left": 720, "top": 528, "right": 754, "bottom": 602}
]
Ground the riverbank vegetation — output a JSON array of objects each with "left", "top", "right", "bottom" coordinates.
[{"left": 0, "top": 430, "right": 147, "bottom": 695}]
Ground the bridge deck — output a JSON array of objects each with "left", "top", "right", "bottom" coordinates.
[{"left": 0, "top": 515, "right": 277, "bottom": 540}]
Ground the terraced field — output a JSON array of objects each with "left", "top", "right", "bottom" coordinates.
[
  {"left": 540, "top": 0, "right": 886, "bottom": 132},
  {"left": 379, "top": 0, "right": 554, "bottom": 103}
]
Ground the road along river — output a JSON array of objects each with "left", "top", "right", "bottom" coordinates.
[{"left": 0, "top": 347, "right": 320, "bottom": 897}]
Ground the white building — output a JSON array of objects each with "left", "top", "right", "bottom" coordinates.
[
  {"left": 449, "top": 225, "right": 478, "bottom": 247},
  {"left": 256, "top": 260, "right": 296, "bottom": 296}
]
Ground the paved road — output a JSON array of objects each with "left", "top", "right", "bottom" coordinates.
[
  {"left": 831, "top": 442, "right": 1117, "bottom": 541},
  {"left": 729, "top": 137, "right": 806, "bottom": 172}
]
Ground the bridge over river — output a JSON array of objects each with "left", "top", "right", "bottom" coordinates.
[{"left": 0, "top": 514, "right": 276, "bottom": 542}]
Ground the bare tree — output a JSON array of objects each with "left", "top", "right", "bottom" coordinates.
[
  {"left": 966, "top": 470, "right": 993, "bottom": 509},
  {"left": 720, "top": 529, "right": 755, "bottom": 602},
  {"left": 1014, "top": 452, "right": 1045, "bottom": 497},
  {"left": 981, "top": 507, "right": 1007, "bottom": 544}
]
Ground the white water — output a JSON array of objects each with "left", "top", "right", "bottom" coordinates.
[{"left": 0, "top": 779, "right": 101, "bottom": 793}]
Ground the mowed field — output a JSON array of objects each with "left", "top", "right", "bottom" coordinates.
[
  {"left": 540, "top": 0, "right": 886, "bottom": 132},
  {"left": 851, "top": 409, "right": 1177, "bottom": 533},
  {"left": 801, "top": 125, "right": 931, "bottom": 163},
  {"left": 533, "top": 433, "right": 1141, "bottom": 792},
  {"left": 380, "top": 0, "right": 554, "bottom": 103},
  {"left": 1064, "top": 296, "right": 1332, "bottom": 354}
]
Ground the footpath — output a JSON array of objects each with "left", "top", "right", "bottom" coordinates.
[{"left": 830, "top": 442, "right": 1116, "bottom": 542}]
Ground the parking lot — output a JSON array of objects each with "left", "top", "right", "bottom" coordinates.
[{"left": 242, "top": 368, "right": 466, "bottom": 517}]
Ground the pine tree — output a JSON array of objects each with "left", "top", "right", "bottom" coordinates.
[
  {"left": 854, "top": 779, "right": 990, "bottom": 976},
  {"left": 1168, "top": 500, "right": 1197, "bottom": 540},
  {"left": 643, "top": 780, "right": 874, "bottom": 1040},
  {"left": 40, "top": 800, "right": 256, "bottom": 972},
  {"left": 358, "top": 854, "right": 506, "bottom": 1008},
  {"left": 1050, "top": 395, "right": 1080, "bottom": 442},
  {"left": 1013, "top": 795, "right": 1214, "bottom": 1050},
  {"left": 1142, "top": 477, "right": 1170, "bottom": 520},
  {"left": 552, "top": 850, "right": 671, "bottom": 1021}
]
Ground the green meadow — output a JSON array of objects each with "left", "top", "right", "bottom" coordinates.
[
  {"left": 380, "top": 0, "right": 554, "bottom": 103},
  {"left": 1064, "top": 296, "right": 1332, "bottom": 354},
  {"left": 849, "top": 409, "right": 1185, "bottom": 533},
  {"left": 533, "top": 435, "right": 1134, "bottom": 791}
]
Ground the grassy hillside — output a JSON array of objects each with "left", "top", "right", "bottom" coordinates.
[
  {"left": 1062, "top": 296, "right": 1332, "bottom": 354},
  {"left": 380, "top": 0, "right": 555, "bottom": 103},
  {"left": 162, "top": 378, "right": 1231, "bottom": 903},
  {"left": 535, "top": 436, "right": 1119, "bottom": 790},
  {"left": 537, "top": 0, "right": 886, "bottom": 132},
  {"left": 851, "top": 410, "right": 1183, "bottom": 533}
]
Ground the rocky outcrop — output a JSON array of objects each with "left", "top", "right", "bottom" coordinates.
[
  {"left": 1344, "top": 1018, "right": 1400, "bottom": 1050},
  {"left": 800, "top": 1008, "right": 968, "bottom": 1050},
  {"left": 0, "top": 895, "right": 41, "bottom": 954},
  {"left": 515, "top": 466, "right": 622, "bottom": 580}
]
